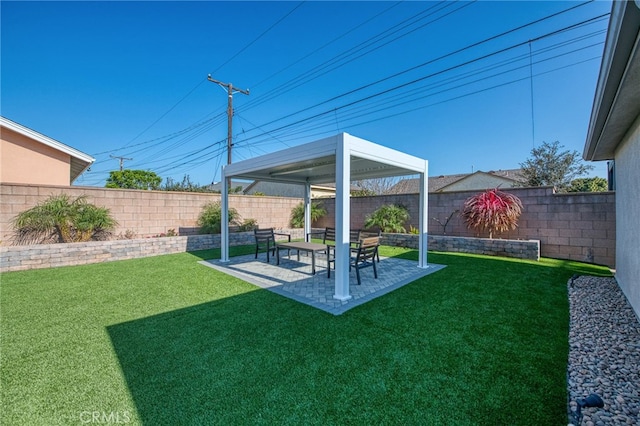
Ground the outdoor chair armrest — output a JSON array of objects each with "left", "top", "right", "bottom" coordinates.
[{"left": 274, "top": 232, "right": 291, "bottom": 242}]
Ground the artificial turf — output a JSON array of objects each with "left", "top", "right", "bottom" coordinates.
[{"left": 0, "top": 246, "right": 611, "bottom": 425}]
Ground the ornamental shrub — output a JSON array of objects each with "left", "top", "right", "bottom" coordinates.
[
  {"left": 461, "top": 188, "right": 523, "bottom": 238},
  {"left": 197, "top": 202, "right": 240, "bottom": 234},
  {"left": 364, "top": 204, "right": 410, "bottom": 233},
  {"left": 12, "top": 194, "right": 118, "bottom": 244}
]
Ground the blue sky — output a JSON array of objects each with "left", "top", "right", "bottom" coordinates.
[{"left": 1, "top": 1, "right": 611, "bottom": 187}]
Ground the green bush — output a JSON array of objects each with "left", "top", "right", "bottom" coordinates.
[
  {"left": 197, "top": 202, "right": 240, "bottom": 234},
  {"left": 238, "top": 218, "right": 258, "bottom": 232},
  {"left": 12, "top": 194, "right": 118, "bottom": 244},
  {"left": 290, "top": 201, "right": 327, "bottom": 228},
  {"left": 364, "top": 204, "right": 410, "bottom": 233}
]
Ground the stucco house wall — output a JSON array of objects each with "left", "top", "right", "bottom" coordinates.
[
  {"left": 612, "top": 115, "right": 640, "bottom": 315},
  {"left": 0, "top": 117, "right": 94, "bottom": 185},
  {"left": 583, "top": 0, "right": 640, "bottom": 317},
  {"left": 1, "top": 127, "right": 71, "bottom": 185}
]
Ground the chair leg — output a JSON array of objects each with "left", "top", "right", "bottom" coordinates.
[
  {"left": 372, "top": 259, "right": 378, "bottom": 279},
  {"left": 355, "top": 264, "right": 361, "bottom": 285}
]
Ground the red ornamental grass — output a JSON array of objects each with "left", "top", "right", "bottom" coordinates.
[{"left": 461, "top": 188, "right": 523, "bottom": 239}]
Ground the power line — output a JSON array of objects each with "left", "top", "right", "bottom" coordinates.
[
  {"left": 82, "top": 3, "right": 606, "bottom": 186},
  {"left": 242, "top": 13, "right": 610, "bottom": 140},
  {"left": 241, "top": 0, "right": 470, "bottom": 113},
  {"left": 208, "top": 1, "right": 305, "bottom": 76}
]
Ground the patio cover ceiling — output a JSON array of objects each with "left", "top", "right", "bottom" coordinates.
[
  {"left": 219, "top": 133, "right": 429, "bottom": 302},
  {"left": 222, "top": 133, "right": 425, "bottom": 185}
]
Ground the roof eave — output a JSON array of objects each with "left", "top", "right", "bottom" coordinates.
[{"left": 584, "top": 1, "right": 640, "bottom": 161}]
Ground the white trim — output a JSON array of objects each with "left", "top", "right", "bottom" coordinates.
[{"left": 1, "top": 116, "right": 94, "bottom": 163}]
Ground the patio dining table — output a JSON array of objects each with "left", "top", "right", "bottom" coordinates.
[{"left": 276, "top": 241, "right": 327, "bottom": 275}]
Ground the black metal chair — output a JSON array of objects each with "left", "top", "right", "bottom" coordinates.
[
  {"left": 350, "top": 236, "right": 380, "bottom": 285},
  {"left": 254, "top": 228, "right": 290, "bottom": 262},
  {"left": 321, "top": 228, "right": 362, "bottom": 277}
]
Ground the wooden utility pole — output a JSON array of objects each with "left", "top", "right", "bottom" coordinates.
[
  {"left": 110, "top": 155, "right": 133, "bottom": 171},
  {"left": 207, "top": 75, "right": 249, "bottom": 166}
]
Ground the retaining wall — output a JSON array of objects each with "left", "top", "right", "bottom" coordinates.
[
  {"left": 316, "top": 187, "right": 615, "bottom": 267},
  {"left": 0, "top": 229, "right": 306, "bottom": 272},
  {"left": 0, "top": 230, "right": 536, "bottom": 272}
]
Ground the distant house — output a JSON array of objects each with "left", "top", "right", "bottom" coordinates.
[
  {"left": 207, "top": 180, "right": 252, "bottom": 193},
  {"left": 0, "top": 116, "right": 94, "bottom": 185},
  {"left": 583, "top": 1, "right": 639, "bottom": 316},
  {"left": 386, "top": 169, "right": 525, "bottom": 194},
  {"left": 243, "top": 181, "right": 337, "bottom": 198}
]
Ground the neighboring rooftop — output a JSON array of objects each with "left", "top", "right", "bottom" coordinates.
[{"left": 386, "top": 169, "right": 526, "bottom": 194}]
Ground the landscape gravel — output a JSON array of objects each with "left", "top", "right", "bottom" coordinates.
[{"left": 567, "top": 275, "right": 640, "bottom": 426}]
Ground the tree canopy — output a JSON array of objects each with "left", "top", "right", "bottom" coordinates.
[
  {"left": 519, "top": 141, "right": 594, "bottom": 192},
  {"left": 106, "top": 170, "right": 162, "bottom": 190},
  {"left": 567, "top": 177, "right": 608, "bottom": 193},
  {"left": 162, "top": 175, "right": 215, "bottom": 192}
]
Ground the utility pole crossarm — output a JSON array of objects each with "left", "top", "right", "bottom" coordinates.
[
  {"left": 110, "top": 155, "right": 133, "bottom": 171},
  {"left": 207, "top": 74, "right": 250, "bottom": 167},
  {"left": 207, "top": 75, "right": 249, "bottom": 95}
]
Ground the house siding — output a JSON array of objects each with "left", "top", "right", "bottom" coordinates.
[
  {"left": 613, "top": 113, "right": 640, "bottom": 317},
  {"left": 1, "top": 127, "right": 71, "bottom": 185}
]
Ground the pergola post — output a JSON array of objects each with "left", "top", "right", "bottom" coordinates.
[
  {"left": 304, "top": 181, "right": 311, "bottom": 241},
  {"left": 220, "top": 165, "right": 230, "bottom": 263},
  {"left": 418, "top": 160, "right": 429, "bottom": 268},
  {"left": 333, "top": 137, "right": 352, "bottom": 301}
]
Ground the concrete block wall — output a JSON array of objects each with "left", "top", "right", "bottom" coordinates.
[
  {"left": 382, "top": 233, "right": 540, "bottom": 261},
  {"left": 0, "top": 183, "right": 615, "bottom": 267},
  {"left": 0, "top": 183, "right": 302, "bottom": 243},
  {"left": 0, "top": 228, "right": 306, "bottom": 272},
  {"left": 316, "top": 187, "right": 615, "bottom": 267}
]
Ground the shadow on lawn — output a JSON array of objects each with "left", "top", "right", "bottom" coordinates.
[
  {"left": 106, "top": 249, "right": 611, "bottom": 425},
  {"left": 107, "top": 289, "right": 316, "bottom": 425}
]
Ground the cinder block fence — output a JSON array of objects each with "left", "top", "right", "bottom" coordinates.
[{"left": 0, "top": 183, "right": 615, "bottom": 270}]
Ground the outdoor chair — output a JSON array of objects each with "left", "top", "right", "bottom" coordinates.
[
  {"left": 254, "top": 228, "right": 291, "bottom": 262},
  {"left": 360, "top": 229, "right": 382, "bottom": 263},
  {"left": 324, "top": 228, "right": 367, "bottom": 278},
  {"left": 349, "top": 236, "right": 380, "bottom": 285}
]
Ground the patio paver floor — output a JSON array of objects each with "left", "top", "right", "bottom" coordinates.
[{"left": 199, "top": 253, "right": 445, "bottom": 315}]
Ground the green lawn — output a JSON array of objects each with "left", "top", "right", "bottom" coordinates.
[{"left": 0, "top": 246, "right": 610, "bottom": 425}]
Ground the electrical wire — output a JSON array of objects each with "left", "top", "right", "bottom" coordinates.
[{"left": 82, "top": 2, "right": 607, "bottom": 186}]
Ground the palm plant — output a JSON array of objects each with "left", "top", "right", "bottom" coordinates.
[
  {"left": 461, "top": 188, "right": 523, "bottom": 238},
  {"left": 364, "top": 204, "right": 410, "bottom": 233},
  {"left": 12, "top": 194, "right": 118, "bottom": 244},
  {"left": 290, "top": 201, "right": 327, "bottom": 228}
]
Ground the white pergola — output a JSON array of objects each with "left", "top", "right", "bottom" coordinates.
[{"left": 220, "top": 133, "right": 429, "bottom": 301}]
